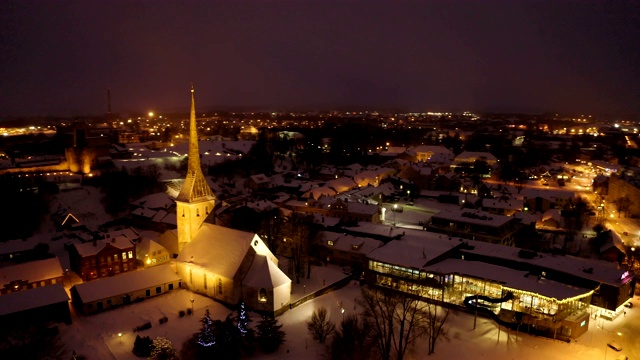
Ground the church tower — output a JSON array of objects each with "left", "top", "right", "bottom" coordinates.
[{"left": 176, "top": 85, "right": 216, "bottom": 252}]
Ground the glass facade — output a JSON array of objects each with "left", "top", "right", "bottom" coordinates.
[{"left": 369, "top": 259, "right": 592, "bottom": 327}]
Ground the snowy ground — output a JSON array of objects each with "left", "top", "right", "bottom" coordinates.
[
  {"left": 18, "top": 173, "right": 640, "bottom": 359},
  {"left": 58, "top": 282, "right": 639, "bottom": 360}
]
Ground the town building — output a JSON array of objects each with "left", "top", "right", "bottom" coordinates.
[
  {"left": 67, "top": 236, "right": 137, "bottom": 281},
  {"left": 425, "top": 209, "right": 519, "bottom": 245},
  {"left": 365, "top": 231, "right": 635, "bottom": 341},
  {"left": 0, "top": 257, "right": 64, "bottom": 295},
  {"left": 173, "top": 86, "right": 291, "bottom": 316}
]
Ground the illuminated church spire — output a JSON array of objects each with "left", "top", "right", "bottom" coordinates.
[
  {"left": 176, "top": 84, "right": 216, "bottom": 250},
  {"left": 177, "top": 84, "right": 215, "bottom": 202}
]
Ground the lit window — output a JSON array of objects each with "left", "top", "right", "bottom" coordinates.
[
  {"left": 114, "top": 254, "right": 118, "bottom": 261},
  {"left": 259, "top": 288, "right": 267, "bottom": 302},
  {"left": 328, "top": 240, "right": 334, "bottom": 246},
  {"left": 122, "top": 252, "right": 126, "bottom": 260},
  {"left": 123, "top": 263, "right": 128, "bottom": 271},
  {"left": 128, "top": 251, "right": 133, "bottom": 259}
]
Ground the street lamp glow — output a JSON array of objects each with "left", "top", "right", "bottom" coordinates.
[{"left": 148, "top": 112, "right": 154, "bottom": 117}]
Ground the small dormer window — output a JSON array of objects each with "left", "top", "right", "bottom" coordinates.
[
  {"left": 328, "top": 240, "right": 334, "bottom": 246},
  {"left": 259, "top": 288, "right": 267, "bottom": 302},
  {"left": 254, "top": 240, "right": 259, "bottom": 247}
]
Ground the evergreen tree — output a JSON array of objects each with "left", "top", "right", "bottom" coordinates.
[
  {"left": 236, "top": 302, "right": 252, "bottom": 338},
  {"left": 197, "top": 309, "right": 216, "bottom": 347},
  {"left": 132, "top": 335, "right": 153, "bottom": 357},
  {"left": 256, "top": 315, "right": 286, "bottom": 353}
]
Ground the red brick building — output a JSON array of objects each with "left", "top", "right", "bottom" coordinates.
[{"left": 68, "top": 236, "right": 137, "bottom": 281}]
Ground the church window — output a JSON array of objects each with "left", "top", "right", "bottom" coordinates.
[
  {"left": 107, "top": 257, "right": 112, "bottom": 264},
  {"left": 218, "top": 279, "right": 223, "bottom": 294},
  {"left": 259, "top": 288, "right": 267, "bottom": 302},
  {"left": 122, "top": 252, "right": 126, "bottom": 260},
  {"left": 204, "top": 274, "right": 208, "bottom": 289},
  {"left": 128, "top": 251, "right": 133, "bottom": 259}
]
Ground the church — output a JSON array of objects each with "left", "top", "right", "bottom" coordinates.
[{"left": 173, "top": 86, "right": 291, "bottom": 315}]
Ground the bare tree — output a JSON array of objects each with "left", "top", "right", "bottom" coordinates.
[
  {"left": 358, "top": 286, "right": 431, "bottom": 360},
  {"left": 330, "top": 314, "right": 371, "bottom": 360},
  {"left": 425, "top": 301, "right": 452, "bottom": 355},
  {"left": 613, "top": 195, "right": 632, "bottom": 218},
  {"left": 306, "top": 307, "right": 335, "bottom": 343},
  {"left": 283, "top": 213, "right": 320, "bottom": 283}
]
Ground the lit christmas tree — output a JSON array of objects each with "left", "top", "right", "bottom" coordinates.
[
  {"left": 150, "top": 337, "right": 178, "bottom": 360},
  {"left": 197, "top": 309, "right": 216, "bottom": 347},
  {"left": 236, "top": 301, "right": 251, "bottom": 337}
]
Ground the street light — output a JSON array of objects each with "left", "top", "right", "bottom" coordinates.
[
  {"left": 118, "top": 333, "right": 122, "bottom": 343},
  {"left": 341, "top": 308, "right": 345, "bottom": 321},
  {"left": 393, "top": 204, "right": 398, "bottom": 226}
]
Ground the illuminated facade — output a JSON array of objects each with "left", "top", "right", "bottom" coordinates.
[
  {"left": 175, "top": 86, "right": 291, "bottom": 315},
  {"left": 366, "top": 237, "right": 635, "bottom": 341}
]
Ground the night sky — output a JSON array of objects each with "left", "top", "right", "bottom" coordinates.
[{"left": 1, "top": 1, "right": 639, "bottom": 117}]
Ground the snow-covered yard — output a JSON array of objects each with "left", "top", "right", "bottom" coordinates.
[{"left": 58, "top": 281, "right": 639, "bottom": 360}]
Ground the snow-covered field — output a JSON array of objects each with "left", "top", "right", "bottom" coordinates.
[
  {"left": 58, "top": 281, "right": 638, "bottom": 360},
  {"left": 22, "top": 173, "right": 640, "bottom": 359}
]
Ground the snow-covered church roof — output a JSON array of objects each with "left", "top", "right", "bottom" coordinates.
[
  {"left": 177, "top": 224, "right": 278, "bottom": 279},
  {"left": 242, "top": 254, "right": 290, "bottom": 289}
]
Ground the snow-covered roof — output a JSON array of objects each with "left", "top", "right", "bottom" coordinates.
[
  {"left": 177, "top": 224, "right": 277, "bottom": 279},
  {"left": 454, "top": 151, "right": 497, "bottom": 162},
  {"left": 431, "top": 209, "right": 514, "bottom": 227},
  {"left": 72, "top": 264, "right": 181, "bottom": 303},
  {"left": 460, "top": 240, "right": 630, "bottom": 286},
  {"left": 321, "top": 232, "right": 383, "bottom": 254},
  {"left": 0, "top": 284, "right": 69, "bottom": 316},
  {"left": 74, "top": 236, "right": 134, "bottom": 257},
  {"left": 541, "top": 209, "right": 564, "bottom": 224},
  {"left": 482, "top": 198, "right": 524, "bottom": 210},
  {"left": 136, "top": 238, "right": 168, "bottom": 259},
  {"left": 409, "top": 145, "right": 454, "bottom": 157},
  {"left": 368, "top": 236, "right": 461, "bottom": 268},
  {"left": 131, "top": 192, "right": 174, "bottom": 210},
  {"left": 325, "top": 177, "right": 357, "bottom": 193},
  {"left": 346, "top": 202, "right": 379, "bottom": 216},
  {"left": 0, "top": 237, "right": 43, "bottom": 254},
  {"left": 242, "top": 254, "right": 290, "bottom": 289},
  {"left": 313, "top": 213, "right": 341, "bottom": 227},
  {"left": 250, "top": 174, "right": 270, "bottom": 184},
  {"left": 0, "top": 257, "right": 64, "bottom": 287},
  {"left": 423, "top": 259, "right": 591, "bottom": 301},
  {"left": 132, "top": 207, "right": 157, "bottom": 218}
]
